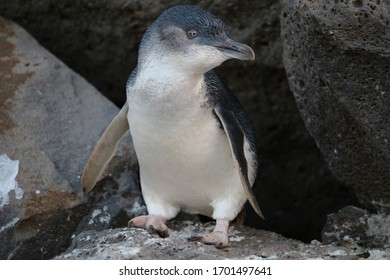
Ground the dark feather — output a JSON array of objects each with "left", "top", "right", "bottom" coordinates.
[{"left": 205, "top": 71, "right": 264, "bottom": 219}]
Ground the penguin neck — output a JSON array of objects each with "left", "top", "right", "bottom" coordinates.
[
  {"left": 136, "top": 52, "right": 206, "bottom": 98},
  {"left": 129, "top": 54, "right": 209, "bottom": 122}
]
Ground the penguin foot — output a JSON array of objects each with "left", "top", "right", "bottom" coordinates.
[
  {"left": 128, "top": 214, "right": 169, "bottom": 238},
  {"left": 202, "top": 231, "right": 229, "bottom": 248},
  {"left": 202, "top": 219, "right": 230, "bottom": 248}
]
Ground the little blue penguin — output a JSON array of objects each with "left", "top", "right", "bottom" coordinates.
[{"left": 82, "top": 5, "right": 264, "bottom": 248}]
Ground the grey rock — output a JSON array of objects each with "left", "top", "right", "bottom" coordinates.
[
  {"left": 281, "top": 0, "right": 390, "bottom": 212},
  {"left": 55, "top": 220, "right": 388, "bottom": 260},
  {"left": 322, "top": 206, "right": 390, "bottom": 250},
  {"left": 0, "top": 0, "right": 359, "bottom": 242},
  {"left": 0, "top": 17, "right": 140, "bottom": 259}
]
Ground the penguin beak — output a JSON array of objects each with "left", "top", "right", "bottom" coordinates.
[{"left": 214, "top": 37, "right": 255, "bottom": 61}]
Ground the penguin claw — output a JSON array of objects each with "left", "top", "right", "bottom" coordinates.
[
  {"left": 128, "top": 214, "right": 169, "bottom": 238},
  {"left": 128, "top": 215, "right": 149, "bottom": 228},
  {"left": 202, "top": 231, "right": 229, "bottom": 248},
  {"left": 147, "top": 225, "right": 169, "bottom": 238}
]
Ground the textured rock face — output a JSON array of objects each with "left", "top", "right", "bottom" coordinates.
[
  {"left": 0, "top": 0, "right": 359, "bottom": 242},
  {"left": 0, "top": 17, "right": 140, "bottom": 259},
  {"left": 281, "top": 0, "right": 390, "bottom": 212},
  {"left": 55, "top": 220, "right": 388, "bottom": 260},
  {"left": 322, "top": 206, "right": 390, "bottom": 251}
]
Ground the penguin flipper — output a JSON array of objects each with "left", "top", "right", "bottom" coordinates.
[
  {"left": 213, "top": 104, "right": 264, "bottom": 219},
  {"left": 81, "top": 103, "right": 129, "bottom": 192}
]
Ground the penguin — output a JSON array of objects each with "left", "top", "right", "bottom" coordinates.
[{"left": 82, "top": 5, "right": 263, "bottom": 248}]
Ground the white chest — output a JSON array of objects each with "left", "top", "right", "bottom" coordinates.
[
  {"left": 127, "top": 79, "right": 221, "bottom": 173},
  {"left": 125, "top": 71, "right": 245, "bottom": 220}
]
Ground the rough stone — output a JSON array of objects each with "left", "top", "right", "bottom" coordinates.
[
  {"left": 0, "top": 17, "right": 140, "bottom": 259},
  {"left": 322, "top": 206, "right": 390, "bottom": 250},
  {"left": 281, "top": 0, "right": 390, "bottom": 212},
  {"left": 55, "top": 220, "right": 388, "bottom": 260},
  {"left": 0, "top": 0, "right": 360, "bottom": 242}
]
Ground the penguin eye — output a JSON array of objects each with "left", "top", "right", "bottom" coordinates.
[{"left": 187, "top": 29, "right": 199, "bottom": 39}]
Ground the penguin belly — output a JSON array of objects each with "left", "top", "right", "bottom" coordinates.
[{"left": 127, "top": 104, "right": 247, "bottom": 221}]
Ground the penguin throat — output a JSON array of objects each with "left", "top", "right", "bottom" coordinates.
[{"left": 136, "top": 60, "right": 206, "bottom": 100}]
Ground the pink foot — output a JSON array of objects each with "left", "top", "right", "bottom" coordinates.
[
  {"left": 202, "top": 219, "right": 230, "bottom": 248},
  {"left": 128, "top": 214, "right": 169, "bottom": 238}
]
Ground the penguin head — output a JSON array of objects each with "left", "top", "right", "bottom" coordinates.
[{"left": 138, "top": 5, "right": 255, "bottom": 75}]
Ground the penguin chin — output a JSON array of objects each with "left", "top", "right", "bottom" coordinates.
[{"left": 181, "top": 45, "right": 229, "bottom": 74}]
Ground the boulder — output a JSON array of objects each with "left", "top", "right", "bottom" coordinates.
[
  {"left": 322, "top": 206, "right": 390, "bottom": 250},
  {"left": 0, "top": 17, "right": 140, "bottom": 259},
  {"left": 55, "top": 220, "right": 388, "bottom": 260},
  {"left": 0, "top": 0, "right": 359, "bottom": 242},
  {"left": 281, "top": 0, "right": 390, "bottom": 212}
]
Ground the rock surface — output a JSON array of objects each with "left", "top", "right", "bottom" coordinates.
[
  {"left": 0, "top": 17, "right": 140, "bottom": 259},
  {"left": 322, "top": 206, "right": 390, "bottom": 251},
  {"left": 281, "top": 0, "right": 390, "bottom": 212},
  {"left": 55, "top": 220, "right": 388, "bottom": 260},
  {"left": 0, "top": 0, "right": 359, "bottom": 242}
]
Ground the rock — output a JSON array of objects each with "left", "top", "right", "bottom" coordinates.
[
  {"left": 322, "top": 206, "right": 390, "bottom": 250},
  {"left": 0, "top": 17, "right": 140, "bottom": 259},
  {"left": 0, "top": 0, "right": 359, "bottom": 242},
  {"left": 281, "top": 0, "right": 390, "bottom": 212},
  {"left": 0, "top": 154, "right": 23, "bottom": 208},
  {"left": 55, "top": 220, "right": 388, "bottom": 260}
]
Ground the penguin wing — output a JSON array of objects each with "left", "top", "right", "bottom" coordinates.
[
  {"left": 81, "top": 103, "right": 129, "bottom": 192},
  {"left": 213, "top": 103, "right": 264, "bottom": 219}
]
